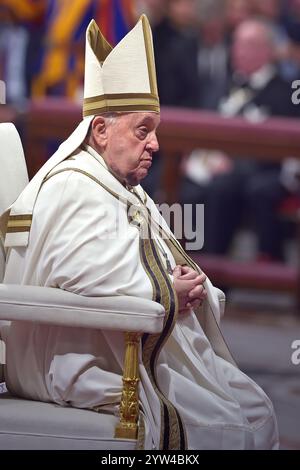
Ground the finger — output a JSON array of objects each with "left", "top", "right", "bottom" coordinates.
[
  {"left": 197, "top": 273, "right": 207, "bottom": 285},
  {"left": 175, "top": 278, "right": 201, "bottom": 292},
  {"left": 179, "top": 271, "right": 198, "bottom": 280},
  {"left": 189, "top": 291, "right": 207, "bottom": 302},
  {"left": 187, "top": 299, "right": 201, "bottom": 309},
  {"left": 181, "top": 266, "right": 206, "bottom": 279},
  {"left": 198, "top": 289, "right": 207, "bottom": 300},
  {"left": 191, "top": 274, "right": 207, "bottom": 288},
  {"left": 190, "top": 290, "right": 207, "bottom": 301},
  {"left": 172, "top": 265, "right": 182, "bottom": 278},
  {"left": 181, "top": 267, "right": 206, "bottom": 284},
  {"left": 188, "top": 285, "right": 205, "bottom": 298},
  {"left": 180, "top": 266, "right": 195, "bottom": 275}
]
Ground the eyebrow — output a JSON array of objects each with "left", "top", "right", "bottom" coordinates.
[{"left": 137, "top": 116, "right": 160, "bottom": 127}]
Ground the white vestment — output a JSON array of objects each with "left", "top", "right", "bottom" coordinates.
[{"left": 3, "top": 146, "right": 278, "bottom": 450}]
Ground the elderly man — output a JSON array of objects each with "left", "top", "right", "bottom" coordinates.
[
  {"left": 2, "top": 16, "right": 278, "bottom": 450},
  {"left": 184, "top": 18, "right": 299, "bottom": 258}
]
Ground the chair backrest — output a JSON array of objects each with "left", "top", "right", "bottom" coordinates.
[
  {"left": 0, "top": 238, "right": 5, "bottom": 284},
  {"left": 0, "top": 123, "right": 29, "bottom": 214},
  {"left": 0, "top": 123, "right": 29, "bottom": 282}
]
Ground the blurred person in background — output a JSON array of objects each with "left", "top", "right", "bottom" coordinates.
[
  {"left": 281, "top": 0, "right": 300, "bottom": 44},
  {"left": 143, "top": 0, "right": 200, "bottom": 197},
  {"left": 0, "top": 0, "right": 45, "bottom": 105},
  {"left": 279, "top": 0, "right": 300, "bottom": 80},
  {"left": 136, "top": 0, "right": 167, "bottom": 26},
  {"left": 0, "top": 0, "right": 137, "bottom": 102},
  {"left": 196, "top": 0, "right": 229, "bottom": 110},
  {"left": 252, "top": 0, "right": 300, "bottom": 81},
  {"left": 32, "top": 0, "right": 136, "bottom": 99},
  {"left": 183, "top": 18, "right": 300, "bottom": 261},
  {"left": 220, "top": 17, "right": 300, "bottom": 261},
  {"left": 225, "top": 0, "right": 254, "bottom": 36},
  {"left": 152, "top": 0, "right": 199, "bottom": 108},
  {"left": 252, "top": 0, "right": 282, "bottom": 21}
]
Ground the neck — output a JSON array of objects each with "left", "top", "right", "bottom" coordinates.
[{"left": 84, "top": 143, "right": 128, "bottom": 188}]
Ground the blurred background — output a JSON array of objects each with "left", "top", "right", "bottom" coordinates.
[{"left": 0, "top": 0, "right": 300, "bottom": 449}]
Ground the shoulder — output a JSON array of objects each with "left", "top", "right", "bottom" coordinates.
[
  {"left": 266, "top": 75, "right": 298, "bottom": 116},
  {"left": 37, "top": 162, "right": 114, "bottom": 212},
  {"left": 41, "top": 149, "right": 110, "bottom": 197}
]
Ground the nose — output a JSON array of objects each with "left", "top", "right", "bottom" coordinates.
[{"left": 147, "top": 132, "right": 159, "bottom": 153}]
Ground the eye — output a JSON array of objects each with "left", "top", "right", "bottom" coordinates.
[{"left": 136, "top": 126, "right": 148, "bottom": 139}]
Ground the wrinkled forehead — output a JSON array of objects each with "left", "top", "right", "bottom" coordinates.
[{"left": 124, "top": 111, "right": 161, "bottom": 127}]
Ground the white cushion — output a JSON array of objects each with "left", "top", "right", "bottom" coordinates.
[
  {"left": 0, "top": 393, "right": 136, "bottom": 450},
  {"left": 0, "top": 238, "right": 5, "bottom": 283},
  {"left": 0, "top": 123, "right": 28, "bottom": 214}
]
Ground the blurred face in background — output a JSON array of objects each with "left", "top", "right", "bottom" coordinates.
[
  {"left": 232, "top": 21, "right": 275, "bottom": 77},
  {"left": 168, "top": 0, "right": 198, "bottom": 30},
  {"left": 255, "top": 0, "right": 281, "bottom": 21},
  {"left": 136, "top": 0, "right": 168, "bottom": 24},
  {"left": 226, "top": 0, "right": 253, "bottom": 30},
  {"left": 201, "top": 17, "right": 226, "bottom": 46},
  {"left": 252, "top": 0, "right": 280, "bottom": 21}
]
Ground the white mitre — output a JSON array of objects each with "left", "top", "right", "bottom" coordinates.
[
  {"left": 83, "top": 16, "right": 159, "bottom": 116},
  {"left": 3, "top": 15, "right": 159, "bottom": 248}
]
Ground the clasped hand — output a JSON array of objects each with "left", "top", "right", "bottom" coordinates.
[{"left": 173, "top": 265, "right": 207, "bottom": 314}]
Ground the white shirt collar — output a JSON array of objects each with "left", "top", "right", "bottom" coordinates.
[{"left": 82, "top": 143, "right": 108, "bottom": 170}]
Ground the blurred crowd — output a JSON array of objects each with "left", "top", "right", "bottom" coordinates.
[
  {"left": 1, "top": 1, "right": 300, "bottom": 107},
  {"left": 0, "top": 0, "right": 136, "bottom": 102},
  {"left": 1, "top": 0, "right": 300, "bottom": 262}
]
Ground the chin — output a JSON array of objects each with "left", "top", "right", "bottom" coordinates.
[{"left": 127, "top": 171, "right": 148, "bottom": 186}]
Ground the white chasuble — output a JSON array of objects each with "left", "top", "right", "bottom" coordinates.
[{"left": 3, "top": 146, "right": 279, "bottom": 450}]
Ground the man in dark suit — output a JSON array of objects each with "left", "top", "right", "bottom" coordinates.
[
  {"left": 142, "top": 0, "right": 200, "bottom": 198},
  {"left": 201, "top": 18, "right": 300, "bottom": 259}
]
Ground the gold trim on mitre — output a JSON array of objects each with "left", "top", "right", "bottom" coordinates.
[
  {"left": 83, "top": 15, "right": 160, "bottom": 117},
  {"left": 87, "top": 19, "right": 113, "bottom": 64}
]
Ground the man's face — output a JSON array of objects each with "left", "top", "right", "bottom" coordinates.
[
  {"left": 104, "top": 112, "right": 160, "bottom": 186},
  {"left": 168, "top": 0, "right": 197, "bottom": 30},
  {"left": 232, "top": 23, "right": 274, "bottom": 77}
]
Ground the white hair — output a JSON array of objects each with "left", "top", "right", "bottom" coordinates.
[
  {"left": 100, "top": 112, "right": 119, "bottom": 126},
  {"left": 236, "top": 17, "right": 277, "bottom": 48}
]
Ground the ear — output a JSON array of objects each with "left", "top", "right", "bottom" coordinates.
[{"left": 91, "top": 116, "right": 108, "bottom": 150}]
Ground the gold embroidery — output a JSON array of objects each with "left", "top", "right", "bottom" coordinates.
[
  {"left": 7, "top": 214, "right": 33, "bottom": 221},
  {"left": 84, "top": 92, "right": 158, "bottom": 104},
  {"left": 6, "top": 226, "right": 31, "bottom": 233},
  {"left": 141, "top": 15, "right": 157, "bottom": 96},
  {"left": 87, "top": 19, "right": 113, "bottom": 63},
  {"left": 7, "top": 220, "right": 32, "bottom": 228},
  {"left": 83, "top": 103, "right": 159, "bottom": 117},
  {"left": 6, "top": 214, "right": 32, "bottom": 234},
  {"left": 137, "top": 216, "right": 186, "bottom": 450}
]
